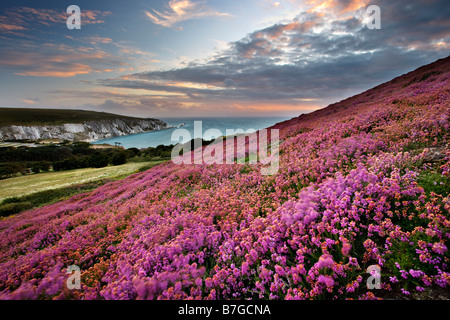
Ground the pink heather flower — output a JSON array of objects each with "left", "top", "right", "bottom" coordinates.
[
  {"left": 432, "top": 242, "right": 447, "bottom": 254},
  {"left": 341, "top": 242, "right": 352, "bottom": 256},
  {"left": 241, "top": 261, "right": 249, "bottom": 275},
  {"left": 389, "top": 276, "right": 398, "bottom": 283},
  {"left": 318, "top": 275, "right": 335, "bottom": 287},
  {"left": 316, "top": 254, "right": 334, "bottom": 269},
  {"left": 205, "top": 277, "right": 212, "bottom": 288},
  {"left": 274, "top": 265, "right": 285, "bottom": 277},
  {"left": 363, "top": 239, "right": 376, "bottom": 249},
  {"left": 174, "top": 281, "right": 182, "bottom": 292},
  {"left": 409, "top": 269, "right": 424, "bottom": 278},
  {"left": 400, "top": 270, "right": 409, "bottom": 279},
  {"left": 260, "top": 267, "right": 271, "bottom": 282},
  {"left": 250, "top": 249, "right": 258, "bottom": 262},
  {"left": 422, "top": 276, "right": 432, "bottom": 286},
  {"left": 370, "top": 268, "right": 381, "bottom": 279}
]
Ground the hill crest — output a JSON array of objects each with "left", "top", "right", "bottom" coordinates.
[{"left": 0, "top": 108, "right": 161, "bottom": 127}]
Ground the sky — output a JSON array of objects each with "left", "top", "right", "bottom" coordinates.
[{"left": 0, "top": 0, "right": 449, "bottom": 118}]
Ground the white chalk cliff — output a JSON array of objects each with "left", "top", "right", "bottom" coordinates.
[{"left": 0, "top": 118, "right": 170, "bottom": 142}]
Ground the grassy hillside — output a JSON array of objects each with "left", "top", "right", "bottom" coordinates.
[
  {"left": 0, "top": 108, "right": 158, "bottom": 126},
  {"left": 0, "top": 160, "right": 164, "bottom": 218},
  {"left": 0, "top": 161, "right": 164, "bottom": 202}
]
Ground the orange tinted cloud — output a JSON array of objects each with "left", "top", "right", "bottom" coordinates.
[
  {"left": 21, "top": 98, "right": 39, "bottom": 104},
  {"left": 266, "top": 22, "right": 302, "bottom": 39},
  {"left": 145, "top": 0, "right": 231, "bottom": 29},
  {"left": 87, "top": 36, "right": 113, "bottom": 44},
  {"left": 16, "top": 64, "right": 92, "bottom": 77},
  {"left": 343, "top": 0, "right": 370, "bottom": 12},
  {"left": 0, "top": 7, "right": 112, "bottom": 35},
  {"left": 0, "top": 23, "right": 26, "bottom": 32},
  {"left": 307, "top": 0, "right": 369, "bottom": 14},
  {"left": 0, "top": 44, "right": 125, "bottom": 77}
]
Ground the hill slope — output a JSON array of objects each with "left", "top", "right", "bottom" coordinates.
[
  {"left": 0, "top": 57, "right": 448, "bottom": 300},
  {"left": 0, "top": 108, "right": 170, "bottom": 142},
  {"left": 0, "top": 108, "right": 159, "bottom": 126}
]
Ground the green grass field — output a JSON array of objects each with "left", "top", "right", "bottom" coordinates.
[
  {"left": 0, "top": 142, "right": 39, "bottom": 148},
  {"left": 0, "top": 161, "right": 164, "bottom": 202}
]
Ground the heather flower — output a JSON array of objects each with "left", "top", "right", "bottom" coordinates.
[
  {"left": 274, "top": 265, "right": 285, "bottom": 277},
  {"left": 416, "top": 286, "right": 425, "bottom": 292},
  {"left": 401, "top": 288, "right": 410, "bottom": 295},
  {"left": 409, "top": 269, "right": 424, "bottom": 278},
  {"left": 241, "top": 261, "right": 249, "bottom": 276},
  {"left": 260, "top": 268, "right": 271, "bottom": 282},
  {"left": 316, "top": 254, "right": 334, "bottom": 269},
  {"left": 318, "top": 275, "right": 335, "bottom": 288},
  {"left": 432, "top": 242, "right": 447, "bottom": 254},
  {"left": 341, "top": 242, "right": 352, "bottom": 256}
]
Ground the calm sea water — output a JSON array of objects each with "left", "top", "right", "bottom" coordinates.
[{"left": 91, "top": 117, "right": 291, "bottom": 149}]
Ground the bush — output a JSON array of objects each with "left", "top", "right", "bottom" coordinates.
[
  {"left": 0, "top": 201, "right": 33, "bottom": 217},
  {"left": 111, "top": 152, "right": 127, "bottom": 166},
  {"left": 31, "top": 161, "right": 51, "bottom": 173},
  {"left": 31, "top": 163, "right": 41, "bottom": 173},
  {"left": 0, "top": 163, "right": 25, "bottom": 179},
  {"left": 143, "top": 144, "right": 175, "bottom": 159},
  {"left": 86, "top": 153, "right": 109, "bottom": 168},
  {"left": 127, "top": 148, "right": 141, "bottom": 157},
  {"left": 53, "top": 158, "right": 84, "bottom": 171}
]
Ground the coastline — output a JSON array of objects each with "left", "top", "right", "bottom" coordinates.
[{"left": 90, "top": 117, "right": 291, "bottom": 149}]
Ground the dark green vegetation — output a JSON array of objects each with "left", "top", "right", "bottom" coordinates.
[
  {"left": 0, "top": 108, "right": 159, "bottom": 127},
  {"left": 0, "top": 142, "right": 136, "bottom": 179},
  {"left": 0, "top": 142, "right": 177, "bottom": 179},
  {"left": 418, "top": 170, "right": 450, "bottom": 196}
]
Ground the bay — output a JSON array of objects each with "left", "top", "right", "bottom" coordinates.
[{"left": 91, "top": 117, "right": 291, "bottom": 149}]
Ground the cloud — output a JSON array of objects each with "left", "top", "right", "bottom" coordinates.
[
  {"left": 306, "top": 0, "right": 371, "bottom": 14},
  {"left": 0, "top": 7, "right": 112, "bottom": 36},
  {"left": 48, "top": 89, "right": 185, "bottom": 102},
  {"left": 21, "top": 97, "right": 40, "bottom": 104},
  {"left": 98, "top": 0, "right": 450, "bottom": 112},
  {"left": 0, "top": 41, "right": 126, "bottom": 77},
  {"left": 86, "top": 36, "right": 113, "bottom": 44},
  {"left": 49, "top": 89, "right": 193, "bottom": 115},
  {"left": 81, "top": 98, "right": 200, "bottom": 118},
  {"left": 80, "top": 97, "right": 312, "bottom": 118},
  {"left": 61, "top": 36, "right": 159, "bottom": 73},
  {"left": 145, "top": 0, "right": 232, "bottom": 29},
  {"left": 0, "top": 23, "right": 26, "bottom": 33}
]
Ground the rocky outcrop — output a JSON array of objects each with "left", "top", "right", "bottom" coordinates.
[{"left": 0, "top": 118, "right": 171, "bottom": 142}]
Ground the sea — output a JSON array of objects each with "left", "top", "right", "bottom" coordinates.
[{"left": 91, "top": 117, "right": 291, "bottom": 149}]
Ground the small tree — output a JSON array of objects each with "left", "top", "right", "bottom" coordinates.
[
  {"left": 87, "top": 153, "right": 109, "bottom": 168},
  {"left": 111, "top": 151, "right": 127, "bottom": 166}
]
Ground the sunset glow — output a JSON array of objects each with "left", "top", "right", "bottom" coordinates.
[{"left": 0, "top": 0, "right": 449, "bottom": 118}]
